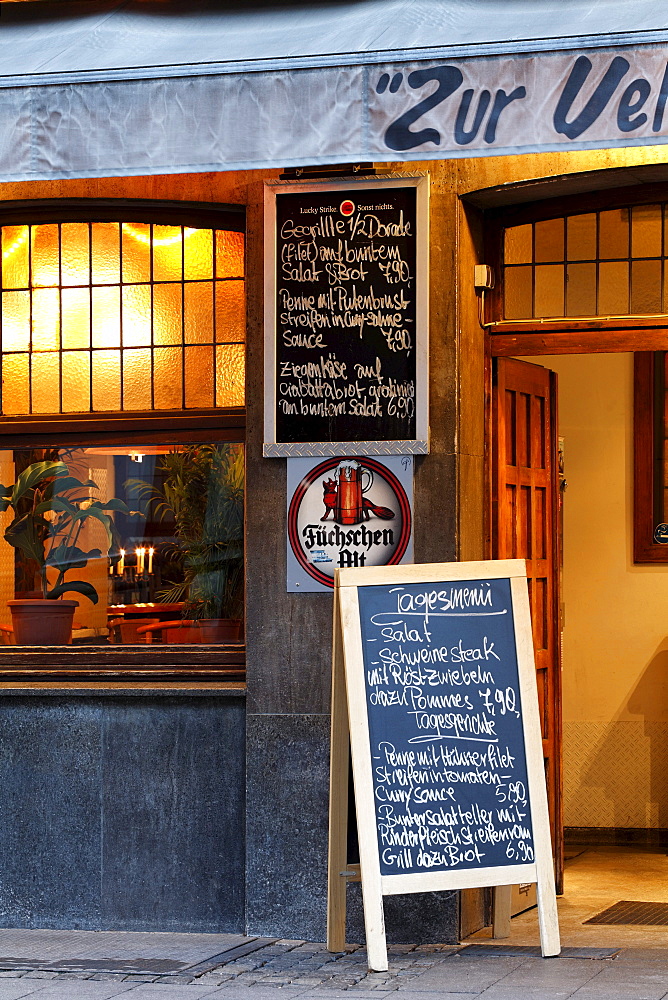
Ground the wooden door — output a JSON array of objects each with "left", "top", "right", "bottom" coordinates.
[{"left": 492, "top": 358, "right": 563, "bottom": 892}]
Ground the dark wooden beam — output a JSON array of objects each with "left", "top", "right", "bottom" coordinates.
[{"left": 490, "top": 329, "right": 668, "bottom": 357}]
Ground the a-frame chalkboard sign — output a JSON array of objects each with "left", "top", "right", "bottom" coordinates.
[{"left": 328, "top": 560, "right": 560, "bottom": 970}]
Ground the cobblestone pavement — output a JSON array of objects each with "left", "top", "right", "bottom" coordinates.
[{"left": 0, "top": 939, "right": 667, "bottom": 999}]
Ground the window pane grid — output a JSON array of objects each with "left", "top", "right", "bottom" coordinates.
[
  {"left": 58, "top": 223, "right": 63, "bottom": 413},
  {"left": 28, "top": 217, "right": 33, "bottom": 413},
  {"left": 503, "top": 203, "right": 668, "bottom": 319},
  {"left": 0, "top": 222, "right": 245, "bottom": 415}
]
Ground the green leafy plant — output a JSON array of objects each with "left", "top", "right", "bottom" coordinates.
[
  {"left": 0, "top": 460, "right": 131, "bottom": 604},
  {"left": 127, "top": 445, "right": 244, "bottom": 620}
]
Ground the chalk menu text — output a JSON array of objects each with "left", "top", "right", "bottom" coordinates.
[
  {"left": 357, "top": 578, "right": 535, "bottom": 877},
  {"left": 273, "top": 185, "right": 420, "bottom": 447}
]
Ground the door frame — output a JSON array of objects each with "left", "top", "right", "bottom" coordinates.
[
  {"left": 482, "top": 334, "right": 650, "bottom": 919},
  {"left": 458, "top": 174, "right": 668, "bottom": 941}
]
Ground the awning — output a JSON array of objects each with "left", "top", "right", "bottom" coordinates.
[{"left": 3, "top": 0, "right": 668, "bottom": 181}]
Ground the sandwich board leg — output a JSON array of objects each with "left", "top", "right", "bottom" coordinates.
[
  {"left": 536, "top": 857, "right": 561, "bottom": 957},
  {"left": 360, "top": 867, "right": 388, "bottom": 973},
  {"left": 509, "top": 576, "right": 561, "bottom": 958},
  {"left": 335, "top": 579, "right": 389, "bottom": 973},
  {"left": 328, "top": 586, "right": 349, "bottom": 953}
]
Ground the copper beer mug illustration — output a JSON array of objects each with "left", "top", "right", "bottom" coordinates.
[{"left": 334, "top": 460, "right": 373, "bottom": 524}]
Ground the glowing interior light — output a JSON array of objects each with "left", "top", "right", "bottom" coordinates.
[
  {"left": 2, "top": 223, "right": 199, "bottom": 268},
  {"left": 0, "top": 219, "right": 244, "bottom": 416},
  {"left": 2, "top": 227, "right": 30, "bottom": 261},
  {"left": 124, "top": 224, "right": 197, "bottom": 247}
]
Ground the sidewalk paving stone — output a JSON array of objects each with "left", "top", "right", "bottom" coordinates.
[
  {"left": 12, "top": 987, "right": 133, "bottom": 1000},
  {"left": 0, "top": 989, "right": 57, "bottom": 1000},
  {"left": 396, "top": 955, "right": 525, "bottom": 992},
  {"left": 482, "top": 958, "right": 601, "bottom": 987},
  {"left": 569, "top": 988, "right": 668, "bottom": 999},
  {"left": 475, "top": 990, "right": 576, "bottom": 999},
  {"left": 569, "top": 994, "right": 668, "bottom": 1000},
  {"left": 2, "top": 937, "right": 668, "bottom": 1000}
]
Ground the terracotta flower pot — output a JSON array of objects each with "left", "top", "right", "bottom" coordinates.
[
  {"left": 198, "top": 618, "right": 242, "bottom": 642},
  {"left": 8, "top": 599, "right": 78, "bottom": 645}
]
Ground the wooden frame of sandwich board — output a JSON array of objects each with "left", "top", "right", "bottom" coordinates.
[{"left": 327, "top": 559, "right": 560, "bottom": 971}]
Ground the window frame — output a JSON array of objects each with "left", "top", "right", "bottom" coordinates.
[
  {"left": 0, "top": 200, "right": 245, "bottom": 417},
  {"left": 0, "top": 199, "right": 246, "bottom": 680},
  {"left": 484, "top": 184, "right": 668, "bottom": 355}
]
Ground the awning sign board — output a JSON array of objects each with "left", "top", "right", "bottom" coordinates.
[{"left": 6, "top": 44, "right": 668, "bottom": 180}]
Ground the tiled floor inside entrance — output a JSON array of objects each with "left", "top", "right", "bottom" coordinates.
[{"left": 467, "top": 845, "right": 668, "bottom": 949}]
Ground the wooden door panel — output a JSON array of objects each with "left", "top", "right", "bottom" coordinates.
[{"left": 493, "top": 357, "right": 563, "bottom": 893}]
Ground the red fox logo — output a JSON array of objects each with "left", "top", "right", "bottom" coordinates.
[{"left": 321, "top": 478, "right": 338, "bottom": 520}]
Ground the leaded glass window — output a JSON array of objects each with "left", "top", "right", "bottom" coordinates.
[
  {"left": 503, "top": 205, "right": 668, "bottom": 320},
  {"left": 0, "top": 222, "right": 245, "bottom": 414}
]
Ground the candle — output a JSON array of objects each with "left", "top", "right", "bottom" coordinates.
[
  {"left": 117, "top": 549, "right": 125, "bottom": 576},
  {"left": 148, "top": 547, "right": 154, "bottom": 575},
  {"left": 135, "top": 547, "right": 144, "bottom": 575}
]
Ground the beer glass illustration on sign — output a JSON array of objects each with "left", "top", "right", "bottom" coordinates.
[{"left": 322, "top": 460, "right": 395, "bottom": 525}]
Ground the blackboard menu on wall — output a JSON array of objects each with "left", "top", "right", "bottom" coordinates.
[
  {"left": 357, "top": 577, "right": 535, "bottom": 877},
  {"left": 263, "top": 177, "right": 429, "bottom": 457}
]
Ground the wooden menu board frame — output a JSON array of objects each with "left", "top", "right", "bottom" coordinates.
[
  {"left": 327, "top": 560, "right": 560, "bottom": 970},
  {"left": 263, "top": 175, "right": 429, "bottom": 458}
]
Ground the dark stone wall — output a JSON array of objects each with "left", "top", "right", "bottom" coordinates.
[
  {"left": 243, "top": 179, "right": 460, "bottom": 942},
  {"left": 0, "top": 691, "right": 245, "bottom": 932}
]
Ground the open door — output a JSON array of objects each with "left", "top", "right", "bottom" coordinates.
[{"left": 492, "top": 357, "right": 563, "bottom": 893}]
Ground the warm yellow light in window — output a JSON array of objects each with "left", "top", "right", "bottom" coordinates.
[
  {"left": 61, "top": 223, "right": 90, "bottom": 287},
  {"left": 2, "top": 290, "right": 30, "bottom": 352},
  {"left": 2, "top": 227, "right": 30, "bottom": 289},
  {"left": 32, "top": 288, "right": 60, "bottom": 351},
  {"left": 31, "top": 226, "right": 59, "bottom": 287},
  {"left": 124, "top": 224, "right": 197, "bottom": 247},
  {"left": 92, "top": 287, "right": 121, "bottom": 349},
  {"left": 0, "top": 220, "right": 245, "bottom": 415},
  {"left": 2, "top": 227, "right": 29, "bottom": 262}
]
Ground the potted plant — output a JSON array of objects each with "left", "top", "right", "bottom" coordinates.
[
  {"left": 0, "top": 460, "right": 130, "bottom": 644},
  {"left": 128, "top": 445, "right": 244, "bottom": 642}
]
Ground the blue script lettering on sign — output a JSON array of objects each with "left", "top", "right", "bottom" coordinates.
[
  {"left": 357, "top": 578, "right": 535, "bottom": 877},
  {"left": 380, "top": 67, "right": 526, "bottom": 151},
  {"left": 375, "top": 54, "right": 668, "bottom": 153}
]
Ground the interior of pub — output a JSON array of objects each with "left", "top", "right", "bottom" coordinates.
[{"left": 0, "top": 220, "right": 245, "bottom": 644}]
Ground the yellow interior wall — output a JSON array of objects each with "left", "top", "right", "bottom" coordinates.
[{"left": 519, "top": 354, "right": 668, "bottom": 829}]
